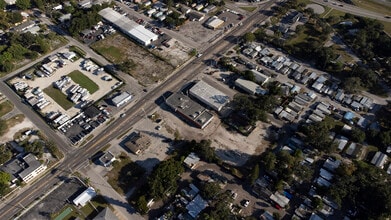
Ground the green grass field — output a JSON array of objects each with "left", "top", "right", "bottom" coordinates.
[
  {"left": 0, "top": 100, "right": 14, "bottom": 117},
  {"left": 91, "top": 45, "right": 124, "bottom": 63},
  {"left": 239, "top": 6, "right": 257, "bottom": 12},
  {"left": 352, "top": 0, "right": 391, "bottom": 16},
  {"left": 44, "top": 87, "right": 74, "bottom": 110},
  {"left": 68, "top": 70, "right": 99, "bottom": 94}
]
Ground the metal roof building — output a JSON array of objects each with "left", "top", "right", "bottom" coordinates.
[
  {"left": 251, "top": 70, "right": 270, "bottom": 85},
  {"left": 204, "top": 16, "right": 224, "bottom": 30},
  {"left": 99, "top": 8, "right": 158, "bottom": 45},
  {"left": 235, "top": 78, "right": 267, "bottom": 95},
  {"left": 73, "top": 187, "right": 97, "bottom": 207},
  {"left": 189, "top": 80, "right": 230, "bottom": 112}
]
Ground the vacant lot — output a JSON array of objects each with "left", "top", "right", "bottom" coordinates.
[
  {"left": 68, "top": 70, "right": 99, "bottom": 94},
  {"left": 91, "top": 34, "right": 174, "bottom": 85},
  {"left": 44, "top": 86, "right": 74, "bottom": 110},
  {"left": 0, "top": 100, "right": 13, "bottom": 118},
  {"left": 106, "top": 153, "right": 145, "bottom": 195}
]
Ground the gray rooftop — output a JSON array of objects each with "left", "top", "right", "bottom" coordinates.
[
  {"left": 166, "top": 93, "right": 214, "bottom": 129},
  {"left": 0, "top": 153, "right": 41, "bottom": 180}
]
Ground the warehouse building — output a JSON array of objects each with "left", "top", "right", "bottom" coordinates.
[
  {"left": 204, "top": 16, "right": 224, "bottom": 30},
  {"left": 111, "top": 91, "right": 132, "bottom": 107},
  {"left": 99, "top": 8, "right": 158, "bottom": 46},
  {"left": 166, "top": 93, "right": 214, "bottom": 129},
  {"left": 234, "top": 78, "right": 267, "bottom": 95},
  {"left": 189, "top": 80, "right": 230, "bottom": 112}
]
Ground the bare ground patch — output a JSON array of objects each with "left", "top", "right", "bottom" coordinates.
[{"left": 92, "top": 34, "right": 174, "bottom": 85}]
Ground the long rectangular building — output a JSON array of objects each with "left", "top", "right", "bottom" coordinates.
[
  {"left": 99, "top": 7, "right": 158, "bottom": 46},
  {"left": 189, "top": 80, "right": 230, "bottom": 112}
]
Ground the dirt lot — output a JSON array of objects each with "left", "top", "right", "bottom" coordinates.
[{"left": 91, "top": 34, "right": 174, "bottom": 85}]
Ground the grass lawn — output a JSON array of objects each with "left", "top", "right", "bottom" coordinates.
[
  {"left": 239, "top": 6, "right": 257, "bottom": 12},
  {"left": 106, "top": 153, "right": 145, "bottom": 195},
  {"left": 285, "top": 28, "right": 309, "bottom": 46},
  {"left": 91, "top": 44, "right": 124, "bottom": 64},
  {"left": 44, "top": 86, "right": 74, "bottom": 110},
  {"left": 0, "top": 100, "right": 14, "bottom": 117},
  {"left": 331, "top": 44, "right": 354, "bottom": 63},
  {"left": 352, "top": 0, "right": 391, "bottom": 16},
  {"left": 68, "top": 70, "right": 99, "bottom": 94}
]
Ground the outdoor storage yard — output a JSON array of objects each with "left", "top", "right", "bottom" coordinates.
[
  {"left": 91, "top": 34, "right": 174, "bottom": 85},
  {"left": 9, "top": 50, "right": 119, "bottom": 117}
]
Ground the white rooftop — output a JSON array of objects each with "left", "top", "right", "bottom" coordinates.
[
  {"left": 99, "top": 8, "right": 158, "bottom": 45},
  {"left": 73, "top": 187, "right": 96, "bottom": 207},
  {"left": 189, "top": 80, "right": 230, "bottom": 112}
]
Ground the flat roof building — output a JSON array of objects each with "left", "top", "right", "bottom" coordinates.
[
  {"left": 124, "top": 132, "right": 151, "bottom": 155},
  {"left": 189, "top": 80, "right": 230, "bottom": 112},
  {"left": 1, "top": 153, "right": 47, "bottom": 183},
  {"left": 166, "top": 93, "right": 214, "bottom": 129},
  {"left": 186, "top": 194, "right": 208, "bottom": 218},
  {"left": 99, "top": 151, "right": 116, "bottom": 167},
  {"left": 99, "top": 8, "right": 158, "bottom": 46},
  {"left": 204, "top": 16, "right": 224, "bottom": 30},
  {"left": 73, "top": 187, "right": 97, "bottom": 207},
  {"left": 111, "top": 91, "right": 132, "bottom": 107},
  {"left": 235, "top": 78, "right": 267, "bottom": 95}
]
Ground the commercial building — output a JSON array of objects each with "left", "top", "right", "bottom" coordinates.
[
  {"left": 124, "top": 132, "right": 151, "bottom": 155},
  {"left": 189, "top": 80, "right": 230, "bottom": 112},
  {"left": 235, "top": 78, "right": 267, "bottom": 95},
  {"left": 111, "top": 91, "right": 132, "bottom": 107},
  {"left": 166, "top": 93, "right": 214, "bottom": 129},
  {"left": 99, "top": 151, "right": 116, "bottom": 167},
  {"left": 73, "top": 187, "right": 97, "bottom": 207},
  {"left": 1, "top": 153, "right": 47, "bottom": 183},
  {"left": 99, "top": 8, "right": 158, "bottom": 46},
  {"left": 204, "top": 16, "right": 224, "bottom": 30}
]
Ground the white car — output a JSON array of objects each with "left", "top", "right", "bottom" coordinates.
[{"left": 243, "top": 200, "right": 250, "bottom": 207}]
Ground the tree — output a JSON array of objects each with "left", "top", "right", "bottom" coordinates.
[
  {"left": 15, "top": 0, "right": 31, "bottom": 10},
  {"left": 31, "top": 0, "right": 43, "bottom": 10},
  {"left": 302, "top": 121, "right": 334, "bottom": 152},
  {"left": 350, "top": 128, "right": 366, "bottom": 143},
  {"left": 135, "top": 195, "right": 149, "bottom": 214},
  {"left": 243, "top": 70, "right": 255, "bottom": 81},
  {"left": 379, "top": 130, "right": 391, "bottom": 147},
  {"left": 343, "top": 77, "right": 362, "bottom": 93},
  {"left": 0, "top": 171, "right": 10, "bottom": 196},
  {"left": 249, "top": 164, "right": 259, "bottom": 185},
  {"left": 9, "top": 12, "right": 23, "bottom": 24},
  {"left": 148, "top": 158, "right": 184, "bottom": 199},
  {"left": 312, "top": 197, "right": 324, "bottom": 210},
  {"left": 243, "top": 32, "right": 255, "bottom": 43},
  {"left": 260, "top": 151, "right": 276, "bottom": 171},
  {"left": 200, "top": 182, "right": 221, "bottom": 200},
  {"left": 0, "top": 145, "right": 12, "bottom": 165},
  {"left": 0, "top": 0, "right": 6, "bottom": 9}
]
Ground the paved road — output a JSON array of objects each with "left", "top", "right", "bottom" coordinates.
[
  {"left": 312, "top": 0, "right": 391, "bottom": 21},
  {"left": 0, "top": 1, "right": 277, "bottom": 219}
]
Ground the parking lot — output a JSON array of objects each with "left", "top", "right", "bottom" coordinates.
[
  {"left": 9, "top": 50, "right": 119, "bottom": 117},
  {"left": 20, "top": 177, "right": 86, "bottom": 220}
]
